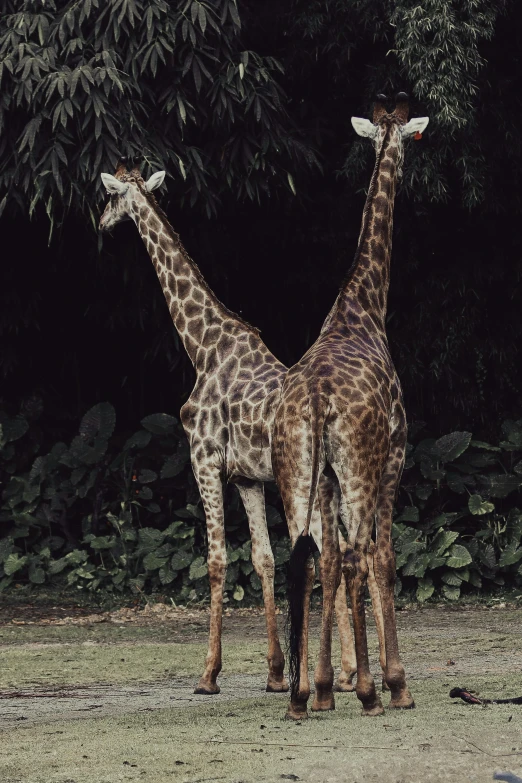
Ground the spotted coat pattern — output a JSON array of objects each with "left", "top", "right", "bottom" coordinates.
[
  {"left": 98, "top": 164, "right": 359, "bottom": 695},
  {"left": 273, "top": 98, "right": 417, "bottom": 719}
]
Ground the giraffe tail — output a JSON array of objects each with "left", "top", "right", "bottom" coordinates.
[
  {"left": 286, "top": 532, "right": 318, "bottom": 701},
  {"left": 286, "top": 387, "right": 324, "bottom": 701},
  {"left": 304, "top": 387, "right": 326, "bottom": 535}
]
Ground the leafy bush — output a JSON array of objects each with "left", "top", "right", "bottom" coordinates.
[
  {"left": 1, "top": 402, "right": 521, "bottom": 602},
  {"left": 0, "top": 401, "right": 289, "bottom": 601},
  {"left": 395, "top": 423, "right": 522, "bottom": 600}
]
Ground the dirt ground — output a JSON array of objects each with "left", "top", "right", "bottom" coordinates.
[{"left": 1, "top": 598, "right": 522, "bottom": 783}]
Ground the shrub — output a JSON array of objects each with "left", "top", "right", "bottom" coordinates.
[{"left": 1, "top": 402, "right": 521, "bottom": 602}]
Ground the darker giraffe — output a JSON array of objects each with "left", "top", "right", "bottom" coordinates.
[
  {"left": 98, "top": 161, "right": 358, "bottom": 696},
  {"left": 273, "top": 94, "right": 429, "bottom": 720}
]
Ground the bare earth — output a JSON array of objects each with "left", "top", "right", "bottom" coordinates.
[{"left": 1, "top": 599, "right": 522, "bottom": 783}]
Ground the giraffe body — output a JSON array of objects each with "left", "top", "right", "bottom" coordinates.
[
  {"left": 273, "top": 96, "right": 428, "bottom": 719},
  {"left": 98, "top": 163, "right": 360, "bottom": 694}
]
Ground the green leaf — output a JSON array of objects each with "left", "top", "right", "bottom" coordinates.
[
  {"left": 402, "top": 552, "right": 430, "bottom": 578},
  {"left": 161, "top": 445, "right": 189, "bottom": 478},
  {"left": 79, "top": 402, "right": 116, "bottom": 442},
  {"left": 171, "top": 551, "right": 193, "bottom": 571},
  {"left": 480, "top": 544, "right": 497, "bottom": 570},
  {"left": 395, "top": 506, "right": 419, "bottom": 523},
  {"left": 141, "top": 413, "right": 177, "bottom": 435},
  {"left": 499, "top": 542, "right": 522, "bottom": 567},
  {"left": 441, "top": 569, "right": 463, "bottom": 586},
  {"left": 468, "top": 572, "right": 482, "bottom": 588},
  {"left": 233, "top": 585, "right": 244, "bottom": 601},
  {"left": 136, "top": 528, "right": 164, "bottom": 554},
  {"left": 65, "top": 549, "right": 88, "bottom": 565},
  {"left": 266, "top": 505, "right": 283, "bottom": 527},
  {"left": 124, "top": 430, "right": 152, "bottom": 450},
  {"left": 501, "top": 420, "right": 522, "bottom": 447},
  {"left": 189, "top": 556, "right": 208, "bottom": 580},
  {"left": 434, "top": 431, "right": 472, "bottom": 462},
  {"left": 159, "top": 565, "right": 177, "bottom": 585},
  {"left": 138, "top": 469, "right": 158, "bottom": 484},
  {"left": 0, "top": 538, "right": 14, "bottom": 564},
  {"left": 4, "top": 553, "right": 28, "bottom": 575},
  {"left": 416, "top": 577, "right": 434, "bottom": 602},
  {"left": 470, "top": 440, "right": 501, "bottom": 452},
  {"left": 48, "top": 557, "right": 68, "bottom": 575},
  {"left": 431, "top": 529, "right": 459, "bottom": 556},
  {"left": 29, "top": 563, "right": 46, "bottom": 584},
  {"left": 442, "top": 584, "right": 460, "bottom": 601},
  {"left": 143, "top": 552, "right": 169, "bottom": 571},
  {"left": 2, "top": 416, "right": 29, "bottom": 444},
  {"left": 446, "top": 544, "right": 472, "bottom": 568},
  {"left": 487, "top": 474, "right": 521, "bottom": 499},
  {"left": 468, "top": 494, "right": 494, "bottom": 515}
]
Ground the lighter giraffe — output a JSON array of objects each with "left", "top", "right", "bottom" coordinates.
[
  {"left": 98, "top": 160, "right": 363, "bottom": 695},
  {"left": 273, "top": 93, "right": 429, "bottom": 719}
]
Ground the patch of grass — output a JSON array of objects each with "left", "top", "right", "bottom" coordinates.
[
  {"left": 0, "top": 640, "right": 275, "bottom": 689},
  {"left": 2, "top": 677, "right": 522, "bottom": 783}
]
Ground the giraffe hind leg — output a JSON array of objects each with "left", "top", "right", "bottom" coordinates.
[
  {"left": 311, "top": 474, "right": 341, "bottom": 712},
  {"left": 374, "top": 409, "right": 414, "bottom": 709}
]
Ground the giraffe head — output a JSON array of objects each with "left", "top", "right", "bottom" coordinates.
[
  {"left": 99, "top": 159, "right": 166, "bottom": 232},
  {"left": 351, "top": 93, "right": 429, "bottom": 167}
]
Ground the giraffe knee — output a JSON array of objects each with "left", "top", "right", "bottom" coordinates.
[
  {"left": 342, "top": 547, "right": 369, "bottom": 583},
  {"left": 251, "top": 546, "right": 275, "bottom": 580}
]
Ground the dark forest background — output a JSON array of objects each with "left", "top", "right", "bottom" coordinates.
[
  {"left": 2, "top": 0, "right": 521, "bottom": 440},
  {"left": 1, "top": 0, "right": 522, "bottom": 599}
]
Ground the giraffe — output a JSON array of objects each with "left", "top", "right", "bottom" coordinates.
[
  {"left": 98, "top": 160, "right": 361, "bottom": 696},
  {"left": 273, "top": 93, "right": 429, "bottom": 720}
]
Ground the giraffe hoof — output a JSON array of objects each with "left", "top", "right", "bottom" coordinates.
[
  {"left": 311, "top": 694, "right": 335, "bottom": 711},
  {"left": 361, "top": 701, "right": 385, "bottom": 717},
  {"left": 334, "top": 678, "right": 356, "bottom": 693},
  {"left": 284, "top": 708, "right": 308, "bottom": 721},
  {"left": 389, "top": 695, "right": 415, "bottom": 709},
  {"left": 194, "top": 680, "right": 220, "bottom": 695},
  {"left": 266, "top": 676, "right": 290, "bottom": 693}
]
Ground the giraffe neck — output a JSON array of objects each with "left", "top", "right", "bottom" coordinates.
[
  {"left": 130, "top": 193, "right": 249, "bottom": 369},
  {"left": 327, "top": 127, "right": 400, "bottom": 335}
]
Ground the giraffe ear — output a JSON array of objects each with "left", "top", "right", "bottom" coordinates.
[
  {"left": 101, "top": 173, "right": 128, "bottom": 195},
  {"left": 144, "top": 171, "right": 166, "bottom": 193},
  {"left": 351, "top": 117, "right": 379, "bottom": 139},
  {"left": 401, "top": 117, "right": 429, "bottom": 137}
]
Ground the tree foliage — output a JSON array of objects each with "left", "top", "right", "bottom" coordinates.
[
  {"left": 1, "top": 0, "right": 522, "bottom": 449},
  {"left": 0, "top": 0, "right": 315, "bottom": 222}
]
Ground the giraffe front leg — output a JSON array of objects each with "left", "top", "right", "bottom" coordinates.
[
  {"left": 192, "top": 465, "right": 227, "bottom": 695},
  {"left": 237, "top": 481, "right": 288, "bottom": 693},
  {"left": 334, "top": 575, "right": 357, "bottom": 691},
  {"left": 334, "top": 533, "right": 357, "bottom": 692}
]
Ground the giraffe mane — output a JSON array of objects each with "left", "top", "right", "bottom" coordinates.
[
  {"left": 340, "top": 122, "right": 392, "bottom": 293},
  {"left": 118, "top": 167, "right": 261, "bottom": 336}
]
